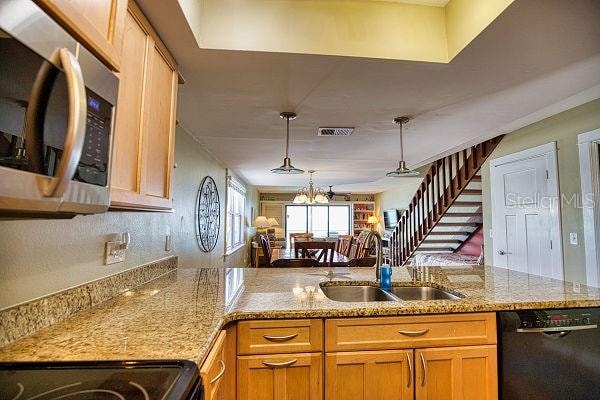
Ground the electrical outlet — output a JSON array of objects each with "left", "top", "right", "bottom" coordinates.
[
  {"left": 569, "top": 232, "right": 578, "bottom": 245},
  {"left": 573, "top": 282, "right": 581, "bottom": 293},
  {"left": 105, "top": 241, "right": 125, "bottom": 265}
]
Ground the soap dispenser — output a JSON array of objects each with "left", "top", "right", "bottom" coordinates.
[{"left": 380, "top": 264, "right": 392, "bottom": 291}]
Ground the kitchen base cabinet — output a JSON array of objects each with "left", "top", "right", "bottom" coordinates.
[
  {"left": 200, "top": 331, "right": 227, "bottom": 400},
  {"left": 237, "top": 352, "right": 323, "bottom": 400},
  {"left": 415, "top": 346, "right": 498, "bottom": 400},
  {"left": 325, "top": 350, "right": 414, "bottom": 400},
  {"left": 230, "top": 315, "right": 497, "bottom": 400}
]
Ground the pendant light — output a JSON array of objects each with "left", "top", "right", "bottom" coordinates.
[
  {"left": 271, "top": 112, "right": 304, "bottom": 174},
  {"left": 386, "top": 116, "right": 420, "bottom": 177}
]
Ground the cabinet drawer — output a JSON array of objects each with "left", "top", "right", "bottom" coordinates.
[
  {"left": 200, "top": 330, "right": 227, "bottom": 400},
  {"left": 237, "top": 319, "right": 323, "bottom": 355},
  {"left": 325, "top": 313, "right": 496, "bottom": 351}
]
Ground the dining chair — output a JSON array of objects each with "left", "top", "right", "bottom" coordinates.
[
  {"left": 259, "top": 234, "right": 272, "bottom": 267},
  {"left": 354, "top": 231, "right": 372, "bottom": 258},
  {"left": 295, "top": 241, "right": 336, "bottom": 267},
  {"left": 289, "top": 232, "right": 314, "bottom": 248},
  {"left": 348, "top": 257, "right": 377, "bottom": 268},
  {"left": 271, "top": 258, "right": 320, "bottom": 268},
  {"left": 336, "top": 235, "right": 354, "bottom": 258}
]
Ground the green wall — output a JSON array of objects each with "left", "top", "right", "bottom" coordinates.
[{"left": 481, "top": 99, "right": 600, "bottom": 284}]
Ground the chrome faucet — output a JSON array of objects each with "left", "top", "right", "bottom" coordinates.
[{"left": 366, "top": 231, "right": 384, "bottom": 281}]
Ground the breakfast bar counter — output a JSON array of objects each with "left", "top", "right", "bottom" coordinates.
[{"left": 0, "top": 265, "right": 599, "bottom": 366}]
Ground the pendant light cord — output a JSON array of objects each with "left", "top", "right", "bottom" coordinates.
[
  {"left": 399, "top": 121, "right": 404, "bottom": 163},
  {"left": 285, "top": 116, "right": 290, "bottom": 158}
]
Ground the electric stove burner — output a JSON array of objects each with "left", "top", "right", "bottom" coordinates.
[{"left": 0, "top": 360, "right": 202, "bottom": 400}]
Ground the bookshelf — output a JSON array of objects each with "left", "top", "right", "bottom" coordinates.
[{"left": 352, "top": 201, "right": 375, "bottom": 236}]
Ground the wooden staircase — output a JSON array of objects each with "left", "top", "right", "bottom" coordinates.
[{"left": 388, "top": 136, "right": 503, "bottom": 266}]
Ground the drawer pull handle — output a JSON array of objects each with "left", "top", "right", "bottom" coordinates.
[
  {"left": 262, "top": 359, "right": 298, "bottom": 368},
  {"left": 398, "top": 329, "right": 429, "bottom": 337},
  {"left": 263, "top": 333, "right": 299, "bottom": 342},
  {"left": 420, "top": 353, "right": 427, "bottom": 387},
  {"left": 210, "top": 360, "right": 226, "bottom": 384},
  {"left": 406, "top": 352, "right": 412, "bottom": 388}
]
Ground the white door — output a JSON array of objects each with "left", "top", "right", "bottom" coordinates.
[
  {"left": 491, "top": 143, "right": 563, "bottom": 280},
  {"left": 578, "top": 129, "right": 600, "bottom": 287}
]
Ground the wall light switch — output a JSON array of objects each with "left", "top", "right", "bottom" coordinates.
[{"left": 569, "top": 232, "right": 578, "bottom": 245}]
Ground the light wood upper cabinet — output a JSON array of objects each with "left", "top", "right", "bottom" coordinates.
[
  {"left": 34, "top": 0, "right": 127, "bottom": 71},
  {"left": 415, "top": 346, "right": 498, "bottom": 400},
  {"left": 238, "top": 352, "right": 323, "bottom": 400},
  {"left": 326, "top": 350, "right": 414, "bottom": 400},
  {"left": 109, "top": 1, "right": 177, "bottom": 210}
]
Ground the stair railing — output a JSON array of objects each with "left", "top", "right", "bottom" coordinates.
[{"left": 389, "top": 136, "right": 503, "bottom": 266}]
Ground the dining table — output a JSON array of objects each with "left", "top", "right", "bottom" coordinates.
[{"left": 271, "top": 248, "right": 350, "bottom": 267}]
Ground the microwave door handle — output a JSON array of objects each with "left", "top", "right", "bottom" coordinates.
[
  {"left": 24, "top": 48, "right": 87, "bottom": 198},
  {"left": 45, "top": 48, "right": 87, "bottom": 197}
]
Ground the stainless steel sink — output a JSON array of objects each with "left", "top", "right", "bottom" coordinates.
[
  {"left": 320, "top": 285, "right": 398, "bottom": 302},
  {"left": 390, "top": 286, "right": 460, "bottom": 301}
]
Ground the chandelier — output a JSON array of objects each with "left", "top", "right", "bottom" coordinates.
[{"left": 293, "top": 170, "right": 329, "bottom": 204}]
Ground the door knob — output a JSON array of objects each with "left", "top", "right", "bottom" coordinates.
[{"left": 498, "top": 250, "right": 512, "bottom": 255}]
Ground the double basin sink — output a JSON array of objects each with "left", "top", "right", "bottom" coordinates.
[{"left": 320, "top": 284, "right": 461, "bottom": 302}]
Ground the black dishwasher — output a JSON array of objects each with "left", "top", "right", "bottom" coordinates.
[{"left": 498, "top": 308, "right": 600, "bottom": 400}]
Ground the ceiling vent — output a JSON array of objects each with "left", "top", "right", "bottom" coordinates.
[{"left": 318, "top": 127, "right": 354, "bottom": 137}]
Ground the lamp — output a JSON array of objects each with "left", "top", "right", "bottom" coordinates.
[
  {"left": 267, "top": 217, "right": 279, "bottom": 227},
  {"left": 271, "top": 112, "right": 304, "bottom": 174},
  {"left": 293, "top": 170, "right": 329, "bottom": 204},
  {"left": 367, "top": 215, "right": 378, "bottom": 230},
  {"left": 386, "top": 116, "right": 420, "bottom": 177},
  {"left": 254, "top": 216, "right": 270, "bottom": 234}
]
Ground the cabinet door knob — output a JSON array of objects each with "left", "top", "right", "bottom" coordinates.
[{"left": 262, "top": 359, "right": 298, "bottom": 368}]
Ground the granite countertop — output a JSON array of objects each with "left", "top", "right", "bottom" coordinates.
[{"left": 1, "top": 265, "right": 599, "bottom": 366}]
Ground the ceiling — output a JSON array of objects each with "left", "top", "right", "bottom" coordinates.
[{"left": 139, "top": 0, "right": 600, "bottom": 193}]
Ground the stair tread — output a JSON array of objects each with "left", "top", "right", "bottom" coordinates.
[
  {"left": 423, "top": 239, "right": 463, "bottom": 244},
  {"left": 460, "top": 189, "right": 483, "bottom": 195},
  {"left": 428, "top": 231, "right": 471, "bottom": 236},
  {"left": 471, "top": 175, "right": 482, "bottom": 182},
  {"left": 452, "top": 201, "right": 483, "bottom": 207},
  {"left": 416, "top": 247, "right": 454, "bottom": 252},
  {"left": 443, "top": 212, "right": 483, "bottom": 217},
  {"left": 435, "top": 222, "right": 480, "bottom": 227}
]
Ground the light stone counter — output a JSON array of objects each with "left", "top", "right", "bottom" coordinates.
[{"left": 1, "top": 265, "right": 599, "bottom": 366}]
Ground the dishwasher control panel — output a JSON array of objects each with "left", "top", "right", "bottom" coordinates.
[{"left": 517, "top": 309, "right": 594, "bottom": 329}]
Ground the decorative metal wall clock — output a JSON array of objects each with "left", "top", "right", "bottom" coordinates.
[{"left": 196, "top": 176, "right": 220, "bottom": 252}]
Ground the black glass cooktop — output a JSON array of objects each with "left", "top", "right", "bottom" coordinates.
[{"left": 0, "top": 360, "right": 200, "bottom": 400}]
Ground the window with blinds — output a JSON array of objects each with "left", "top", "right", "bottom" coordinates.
[{"left": 226, "top": 176, "right": 246, "bottom": 253}]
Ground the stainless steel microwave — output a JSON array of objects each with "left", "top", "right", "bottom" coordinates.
[{"left": 0, "top": 0, "right": 118, "bottom": 218}]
